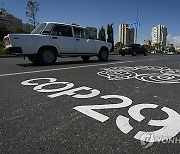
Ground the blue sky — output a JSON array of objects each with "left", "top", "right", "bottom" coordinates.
[{"left": 1, "top": 0, "right": 180, "bottom": 45}]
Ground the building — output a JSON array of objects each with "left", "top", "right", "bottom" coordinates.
[
  {"left": 175, "top": 47, "right": 180, "bottom": 52},
  {"left": 144, "top": 39, "right": 151, "bottom": 46},
  {"left": 0, "top": 8, "right": 34, "bottom": 33},
  {"left": 86, "top": 27, "right": 97, "bottom": 39},
  {"left": 151, "top": 24, "right": 167, "bottom": 50},
  {"left": 119, "top": 24, "right": 134, "bottom": 46}
]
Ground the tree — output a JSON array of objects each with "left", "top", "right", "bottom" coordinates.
[
  {"left": 0, "top": 25, "right": 11, "bottom": 40},
  {"left": 15, "top": 28, "right": 26, "bottom": 34},
  {"left": 98, "top": 26, "right": 106, "bottom": 41},
  {"left": 115, "top": 42, "right": 123, "bottom": 50},
  {"left": 154, "top": 43, "right": 161, "bottom": 52},
  {"left": 168, "top": 44, "right": 176, "bottom": 52},
  {"left": 26, "top": 0, "right": 40, "bottom": 29},
  {"left": 107, "top": 24, "right": 114, "bottom": 52}
]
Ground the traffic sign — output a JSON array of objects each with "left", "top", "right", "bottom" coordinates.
[{"left": 129, "top": 22, "right": 140, "bottom": 29}]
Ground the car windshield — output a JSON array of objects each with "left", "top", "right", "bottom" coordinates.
[{"left": 30, "top": 23, "right": 46, "bottom": 34}]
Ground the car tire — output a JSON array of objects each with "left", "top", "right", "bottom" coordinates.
[
  {"left": 81, "top": 56, "right": 90, "bottom": 62},
  {"left": 132, "top": 51, "right": 137, "bottom": 56},
  {"left": 39, "top": 48, "right": 57, "bottom": 65},
  {"left": 144, "top": 51, "right": 148, "bottom": 56},
  {"left": 98, "top": 49, "right": 109, "bottom": 62}
]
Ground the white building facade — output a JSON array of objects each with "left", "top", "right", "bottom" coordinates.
[
  {"left": 119, "top": 24, "right": 134, "bottom": 46},
  {"left": 151, "top": 25, "right": 167, "bottom": 50}
]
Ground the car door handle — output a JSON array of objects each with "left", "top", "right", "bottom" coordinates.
[
  {"left": 76, "top": 38, "right": 80, "bottom": 41},
  {"left": 52, "top": 37, "right": 57, "bottom": 39}
]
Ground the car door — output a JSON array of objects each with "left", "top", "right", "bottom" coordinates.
[
  {"left": 134, "top": 44, "right": 142, "bottom": 54},
  {"left": 138, "top": 44, "right": 145, "bottom": 54},
  {"left": 50, "top": 25, "right": 75, "bottom": 54},
  {"left": 73, "top": 27, "right": 96, "bottom": 54}
]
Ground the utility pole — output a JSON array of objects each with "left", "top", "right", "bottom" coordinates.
[{"left": 135, "top": 0, "right": 139, "bottom": 44}]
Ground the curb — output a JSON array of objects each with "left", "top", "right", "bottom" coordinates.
[
  {"left": 0, "top": 55, "right": 17, "bottom": 58},
  {"left": 0, "top": 55, "right": 23, "bottom": 58}
]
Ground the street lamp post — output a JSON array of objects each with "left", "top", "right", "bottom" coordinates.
[{"left": 135, "top": 0, "right": 139, "bottom": 44}]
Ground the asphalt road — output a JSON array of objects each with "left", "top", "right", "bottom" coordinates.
[{"left": 1, "top": 55, "right": 180, "bottom": 153}]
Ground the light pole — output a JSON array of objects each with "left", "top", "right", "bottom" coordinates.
[{"left": 135, "top": 0, "right": 139, "bottom": 44}]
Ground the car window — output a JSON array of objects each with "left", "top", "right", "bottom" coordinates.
[
  {"left": 31, "top": 23, "right": 46, "bottom": 34},
  {"left": 51, "top": 25, "right": 73, "bottom": 37},
  {"left": 138, "top": 44, "right": 142, "bottom": 48},
  {"left": 74, "top": 27, "right": 92, "bottom": 39}
]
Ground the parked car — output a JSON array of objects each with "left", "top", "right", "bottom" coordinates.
[
  {"left": 119, "top": 44, "right": 148, "bottom": 56},
  {"left": 3, "top": 22, "right": 112, "bottom": 65},
  {"left": 167, "top": 52, "right": 174, "bottom": 55}
]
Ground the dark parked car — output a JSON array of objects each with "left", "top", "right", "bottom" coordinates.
[{"left": 119, "top": 44, "right": 148, "bottom": 56}]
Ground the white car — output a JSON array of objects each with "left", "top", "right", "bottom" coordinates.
[{"left": 3, "top": 22, "right": 112, "bottom": 65}]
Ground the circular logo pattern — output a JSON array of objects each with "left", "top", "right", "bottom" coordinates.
[{"left": 97, "top": 66, "right": 180, "bottom": 83}]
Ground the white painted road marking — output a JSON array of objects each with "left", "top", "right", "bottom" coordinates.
[
  {"left": 128, "top": 104, "right": 158, "bottom": 122},
  {"left": 34, "top": 82, "right": 74, "bottom": 93},
  {"left": 134, "top": 107, "right": 180, "bottom": 142},
  {"left": 0, "top": 58, "right": 168, "bottom": 77},
  {"left": 116, "top": 115, "right": 133, "bottom": 134},
  {"left": 21, "top": 78, "right": 180, "bottom": 143},
  {"left": 48, "top": 86, "right": 101, "bottom": 99},
  {"left": 21, "top": 78, "right": 57, "bottom": 86},
  {"left": 74, "top": 95, "right": 132, "bottom": 122},
  {"left": 98, "top": 65, "right": 180, "bottom": 83},
  {"left": 21, "top": 78, "right": 101, "bottom": 99}
]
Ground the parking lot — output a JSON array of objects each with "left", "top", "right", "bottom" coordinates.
[{"left": 1, "top": 55, "right": 180, "bottom": 153}]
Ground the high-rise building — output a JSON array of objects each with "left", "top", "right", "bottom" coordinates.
[
  {"left": 151, "top": 25, "right": 167, "bottom": 50},
  {"left": 119, "top": 24, "right": 134, "bottom": 46}
]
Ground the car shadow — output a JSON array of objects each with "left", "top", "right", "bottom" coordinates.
[{"left": 16, "top": 59, "right": 119, "bottom": 67}]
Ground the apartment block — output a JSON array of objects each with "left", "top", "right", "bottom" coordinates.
[
  {"left": 151, "top": 24, "right": 167, "bottom": 50},
  {"left": 119, "top": 24, "right": 134, "bottom": 46}
]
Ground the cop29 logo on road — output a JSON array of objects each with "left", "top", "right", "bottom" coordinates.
[
  {"left": 97, "top": 66, "right": 180, "bottom": 84},
  {"left": 21, "top": 78, "right": 180, "bottom": 148}
]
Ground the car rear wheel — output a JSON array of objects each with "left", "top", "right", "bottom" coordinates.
[
  {"left": 98, "top": 50, "right": 109, "bottom": 62},
  {"left": 81, "top": 56, "right": 90, "bottom": 62},
  {"left": 39, "top": 48, "right": 57, "bottom": 65},
  {"left": 132, "top": 51, "right": 137, "bottom": 56},
  {"left": 144, "top": 51, "right": 148, "bottom": 56}
]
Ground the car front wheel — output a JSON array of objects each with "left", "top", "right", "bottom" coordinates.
[
  {"left": 144, "top": 51, "right": 148, "bottom": 56},
  {"left": 98, "top": 50, "right": 109, "bottom": 62}
]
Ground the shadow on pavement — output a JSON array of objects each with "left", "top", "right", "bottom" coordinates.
[{"left": 16, "top": 59, "right": 119, "bottom": 67}]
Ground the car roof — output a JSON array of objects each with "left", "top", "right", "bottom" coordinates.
[
  {"left": 44, "top": 22, "right": 84, "bottom": 28},
  {"left": 131, "top": 44, "right": 141, "bottom": 46}
]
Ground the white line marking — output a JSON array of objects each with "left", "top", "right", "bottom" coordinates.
[{"left": 0, "top": 58, "right": 168, "bottom": 77}]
